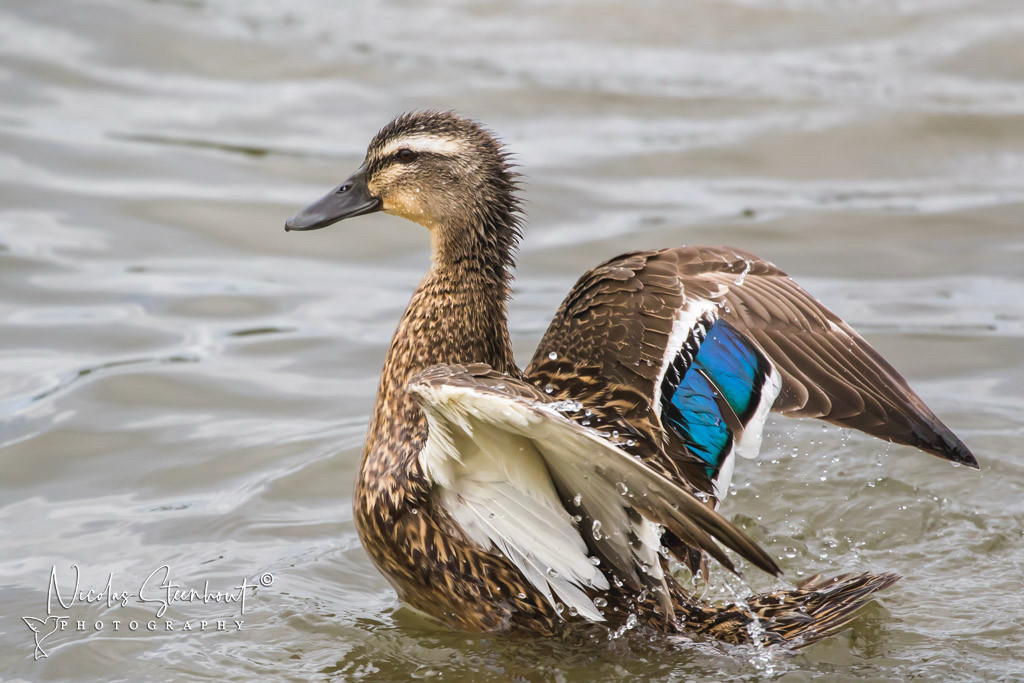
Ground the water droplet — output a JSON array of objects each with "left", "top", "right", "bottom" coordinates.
[
  {"left": 735, "top": 259, "right": 753, "bottom": 285},
  {"left": 590, "top": 556, "right": 601, "bottom": 565},
  {"left": 547, "top": 399, "right": 583, "bottom": 413},
  {"left": 592, "top": 519, "right": 603, "bottom": 540},
  {"left": 594, "top": 597, "right": 607, "bottom": 608},
  {"left": 573, "top": 493, "right": 582, "bottom": 507},
  {"left": 517, "top": 592, "right": 527, "bottom": 599},
  {"left": 546, "top": 567, "right": 559, "bottom": 578},
  {"left": 544, "top": 384, "right": 554, "bottom": 394},
  {"left": 548, "top": 351, "right": 558, "bottom": 360},
  {"left": 616, "top": 482, "right": 628, "bottom": 496},
  {"left": 410, "top": 508, "right": 418, "bottom": 515}
]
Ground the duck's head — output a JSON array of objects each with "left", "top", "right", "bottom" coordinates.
[{"left": 286, "top": 111, "right": 521, "bottom": 269}]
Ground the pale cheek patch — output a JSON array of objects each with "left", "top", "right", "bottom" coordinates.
[
  {"left": 367, "top": 166, "right": 400, "bottom": 195},
  {"left": 368, "top": 153, "right": 444, "bottom": 229},
  {"left": 382, "top": 190, "right": 429, "bottom": 224}
]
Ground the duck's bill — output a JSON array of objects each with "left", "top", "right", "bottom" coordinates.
[{"left": 285, "top": 164, "right": 381, "bottom": 231}]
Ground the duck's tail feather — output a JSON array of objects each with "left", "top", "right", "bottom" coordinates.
[{"left": 681, "top": 571, "right": 900, "bottom": 648}]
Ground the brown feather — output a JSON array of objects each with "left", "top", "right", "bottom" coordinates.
[{"left": 529, "top": 246, "right": 977, "bottom": 478}]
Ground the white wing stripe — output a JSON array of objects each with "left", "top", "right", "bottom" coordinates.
[
  {"left": 735, "top": 363, "right": 782, "bottom": 460},
  {"left": 652, "top": 298, "right": 720, "bottom": 420}
]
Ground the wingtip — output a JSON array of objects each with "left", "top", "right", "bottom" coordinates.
[
  {"left": 915, "top": 422, "right": 979, "bottom": 470},
  {"left": 748, "top": 548, "right": 782, "bottom": 578},
  {"left": 939, "top": 435, "right": 979, "bottom": 470}
]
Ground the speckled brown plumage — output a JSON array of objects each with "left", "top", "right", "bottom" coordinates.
[
  {"left": 527, "top": 246, "right": 976, "bottom": 476},
  {"left": 286, "top": 111, "right": 977, "bottom": 649}
]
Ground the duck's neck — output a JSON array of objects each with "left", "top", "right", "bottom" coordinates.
[
  {"left": 381, "top": 254, "right": 518, "bottom": 401},
  {"left": 361, "top": 234, "right": 520, "bottom": 503}
]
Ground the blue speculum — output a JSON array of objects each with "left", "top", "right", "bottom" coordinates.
[{"left": 661, "top": 319, "right": 769, "bottom": 477}]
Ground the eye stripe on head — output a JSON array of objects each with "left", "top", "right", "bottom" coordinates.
[{"left": 376, "top": 134, "right": 464, "bottom": 160}]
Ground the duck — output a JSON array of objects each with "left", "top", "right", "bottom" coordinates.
[{"left": 284, "top": 111, "right": 977, "bottom": 648}]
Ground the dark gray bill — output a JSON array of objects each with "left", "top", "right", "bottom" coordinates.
[{"left": 284, "top": 164, "right": 381, "bottom": 231}]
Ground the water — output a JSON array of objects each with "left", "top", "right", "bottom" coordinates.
[{"left": 2, "top": 0, "right": 1023, "bottom": 679}]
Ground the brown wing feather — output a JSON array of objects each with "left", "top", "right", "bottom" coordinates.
[
  {"left": 525, "top": 249, "right": 718, "bottom": 491},
  {"left": 691, "top": 246, "right": 976, "bottom": 467},
  {"left": 528, "top": 245, "right": 976, "bottom": 471}
]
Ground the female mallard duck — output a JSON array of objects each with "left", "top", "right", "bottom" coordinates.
[{"left": 285, "top": 111, "right": 976, "bottom": 648}]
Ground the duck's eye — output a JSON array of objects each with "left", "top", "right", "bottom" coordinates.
[{"left": 396, "top": 148, "right": 418, "bottom": 164}]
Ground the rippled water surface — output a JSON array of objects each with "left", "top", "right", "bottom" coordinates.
[{"left": 2, "top": 0, "right": 1023, "bottom": 680}]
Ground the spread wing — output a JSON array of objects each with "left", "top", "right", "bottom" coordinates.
[
  {"left": 408, "top": 363, "right": 780, "bottom": 622},
  {"left": 527, "top": 246, "right": 977, "bottom": 501}
]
